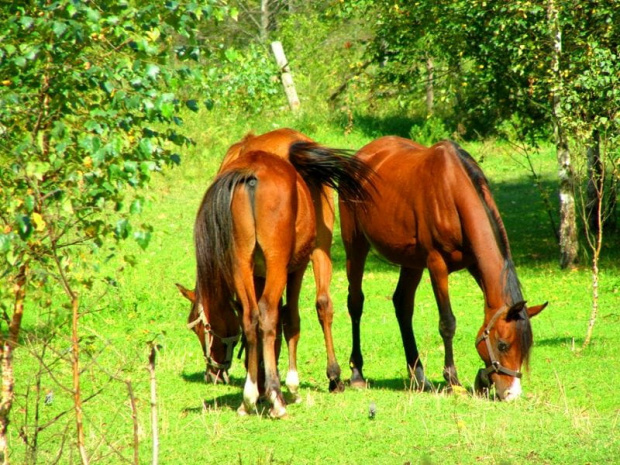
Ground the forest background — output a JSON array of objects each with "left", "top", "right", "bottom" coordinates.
[{"left": 1, "top": 1, "right": 619, "bottom": 463}]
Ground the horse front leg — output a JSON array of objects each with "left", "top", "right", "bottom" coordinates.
[
  {"left": 427, "top": 252, "right": 461, "bottom": 388},
  {"left": 393, "top": 267, "right": 432, "bottom": 391}
]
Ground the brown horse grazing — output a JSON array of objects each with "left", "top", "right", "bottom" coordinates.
[
  {"left": 180, "top": 131, "right": 371, "bottom": 417},
  {"left": 213, "top": 128, "right": 371, "bottom": 393},
  {"left": 339, "top": 137, "right": 547, "bottom": 401}
]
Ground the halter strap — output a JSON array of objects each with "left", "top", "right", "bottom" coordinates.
[
  {"left": 475, "top": 306, "right": 522, "bottom": 379},
  {"left": 187, "top": 304, "right": 240, "bottom": 373}
]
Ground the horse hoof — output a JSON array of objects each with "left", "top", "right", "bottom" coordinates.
[
  {"left": 329, "top": 378, "right": 345, "bottom": 393},
  {"left": 349, "top": 378, "right": 367, "bottom": 389},
  {"left": 237, "top": 404, "right": 250, "bottom": 416},
  {"left": 285, "top": 390, "right": 302, "bottom": 404},
  {"left": 269, "top": 404, "right": 287, "bottom": 419}
]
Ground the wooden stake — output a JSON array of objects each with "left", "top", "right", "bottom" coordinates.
[{"left": 271, "top": 41, "right": 300, "bottom": 112}]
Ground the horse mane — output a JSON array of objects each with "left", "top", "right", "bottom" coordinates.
[
  {"left": 194, "top": 168, "right": 256, "bottom": 308},
  {"left": 448, "top": 141, "right": 533, "bottom": 364}
]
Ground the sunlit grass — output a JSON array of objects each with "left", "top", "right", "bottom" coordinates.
[{"left": 11, "top": 110, "right": 620, "bottom": 464}]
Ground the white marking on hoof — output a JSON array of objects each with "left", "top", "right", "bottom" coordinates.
[
  {"left": 270, "top": 399, "right": 287, "bottom": 419},
  {"left": 286, "top": 370, "right": 299, "bottom": 394},
  {"left": 243, "top": 377, "right": 259, "bottom": 411}
]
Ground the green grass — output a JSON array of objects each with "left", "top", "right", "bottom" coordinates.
[{"left": 11, "top": 110, "right": 620, "bottom": 464}]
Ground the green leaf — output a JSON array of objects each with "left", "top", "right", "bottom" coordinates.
[
  {"left": 17, "top": 215, "right": 32, "bottom": 240},
  {"left": 130, "top": 199, "right": 142, "bottom": 214},
  {"left": 24, "top": 196, "right": 35, "bottom": 212},
  {"left": 52, "top": 21, "right": 68, "bottom": 37},
  {"left": 133, "top": 228, "right": 152, "bottom": 250},
  {"left": 85, "top": 7, "right": 101, "bottom": 22},
  {"left": 146, "top": 64, "right": 160, "bottom": 80},
  {"left": 14, "top": 56, "right": 27, "bottom": 68},
  {"left": 0, "top": 234, "right": 12, "bottom": 253},
  {"left": 185, "top": 99, "right": 199, "bottom": 112},
  {"left": 20, "top": 16, "right": 34, "bottom": 29},
  {"left": 114, "top": 219, "right": 130, "bottom": 240}
]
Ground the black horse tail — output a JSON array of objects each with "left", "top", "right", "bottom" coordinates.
[
  {"left": 194, "top": 168, "right": 256, "bottom": 306},
  {"left": 288, "top": 141, "right": 375, "bottom": 204}
]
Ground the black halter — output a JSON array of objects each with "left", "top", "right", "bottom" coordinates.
[
  {"left": 187, "top": 304, "right": 240, "bottom": 377},
  {"left": 475, "top": 306, "right": 522, "bottom": 384}
]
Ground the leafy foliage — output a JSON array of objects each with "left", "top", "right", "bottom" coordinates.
[{"left": 0, "top": 1, "right": 231, "bottom": 299}]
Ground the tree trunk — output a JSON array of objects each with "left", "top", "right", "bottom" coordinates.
[
  {"left": 0, "top": 266, "right": 27, "bottom": 464},
  {"left": 148, "top": 346, "right": 159, "bottom": 465},
  {"left": 425, "top": 55, "right": 434, "bottom": 117},
  {"left": 587, "top": 129, "right": 602, "bottom": 232},
  {"left": 548, "top": 0, "right": 579, "bottom": 268},
  {"left": 260, "top": 0, "right": 270, "bottom": 43},
  {"left": 71, "top": 296, "right": 89, "bottom": 465}
]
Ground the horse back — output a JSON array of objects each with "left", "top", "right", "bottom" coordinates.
[
  {"left": 220, "top": 128, "right": 313, "bottom": 172},
  {"left": 348, "top": 138, "right": 486, "bottom": 268}
]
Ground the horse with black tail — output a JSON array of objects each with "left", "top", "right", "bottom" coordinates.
[{"left": 178, "top": 129, "right": 373, "bottom": 417}]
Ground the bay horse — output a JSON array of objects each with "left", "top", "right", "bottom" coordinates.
[
  {"left": 179, "top": 129, "right": 371, "bottom": 417},
  {"left": 339, "top": 137, "right": 547, "bottom": 400}
]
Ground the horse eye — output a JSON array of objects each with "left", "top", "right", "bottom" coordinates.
[{"left": 497, "top": 341, "right": 509, "bottom": 352}]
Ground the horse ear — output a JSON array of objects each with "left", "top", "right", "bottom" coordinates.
[
  {"left": 526, "top": 302, "right": 548, "bottom": 319},
  {"left": 505, "top": 301, "right": 527, "bottom": 321},
  {"left": 175, "top": 283, "right": 196, "bottom": 303}
]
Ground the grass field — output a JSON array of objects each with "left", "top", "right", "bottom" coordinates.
[{"left": 12, "top": 110, "right": 620, "bottom": 464}]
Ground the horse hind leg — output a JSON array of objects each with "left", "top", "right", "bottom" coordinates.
[
  {"left": 342, "top": 225, "right": 370, "bottom": 389},
  {"left": 281, "top": 267, "right": 305, "bottom": 404},
  {"left": 393, "top": 267, "right": 432, "bottom": 391},
  {"left": 311, "top": 247, "right": 344, "bottom": 392},
  {"left": 311, "top": 189, "right": 344, "bottom": 393},
  {"left": 257, "top": 269, "right": 289, "bottom": 418}
]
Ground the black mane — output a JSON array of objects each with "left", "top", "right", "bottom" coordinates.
[{"left": 449, "top": 141, "right": 533, "bottom": 364}]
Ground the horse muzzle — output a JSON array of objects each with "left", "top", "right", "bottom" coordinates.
[
  {"left": 205, "top": 367, "right": 230, "bottom": 385},
  {"left": 474, "top": 367, "right": 492, "bottom": 395}
]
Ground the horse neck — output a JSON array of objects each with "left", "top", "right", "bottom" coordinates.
[{"left": 460, "top": 204, "right": 514, "bottom": 312}]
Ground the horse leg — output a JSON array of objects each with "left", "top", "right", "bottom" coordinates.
[
  {"left": 427, "top": 252, "right": 461, "bottom": 387},
  {"left": 252, "top": 277, "right": 267, "bottom": 397},
  {"left": 311, "top": 187, "right": 343, "bottom": 392},
  {"left": 393, "top": 267, "right": 432, "bottom": 391},
  {"left": 341, "top": 210, "right": 370, "bottom": 388},
  {"left": 258, "top": 272, "right": 288, "bottom": 418},
  {"left": 281, "top": 266, "right": 305, "bottom": 403},
  {"left": 235, "top": 267, "right": 261, "bottom": 416}
]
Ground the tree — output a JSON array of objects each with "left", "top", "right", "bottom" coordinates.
[
  {"left": 344, "top": 0, "right": 620, "bottom": 269},
  {"left": 0, "top": 1, "right": 231, "bottom": 461}
]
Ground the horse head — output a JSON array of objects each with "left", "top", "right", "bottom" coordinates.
[
  {"left": 176, "top": 283, "right": 241, "bottom": 385},
  {"left": 475, "top": 301, "right": 548, "bottom": 400}
]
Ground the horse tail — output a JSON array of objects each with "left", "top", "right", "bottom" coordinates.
[
  {"left": 288, "top": 141, "right": 375, "bottom": 204},
  {"left": 194, "top": 168, "right": 256, "bottom": 305}
]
